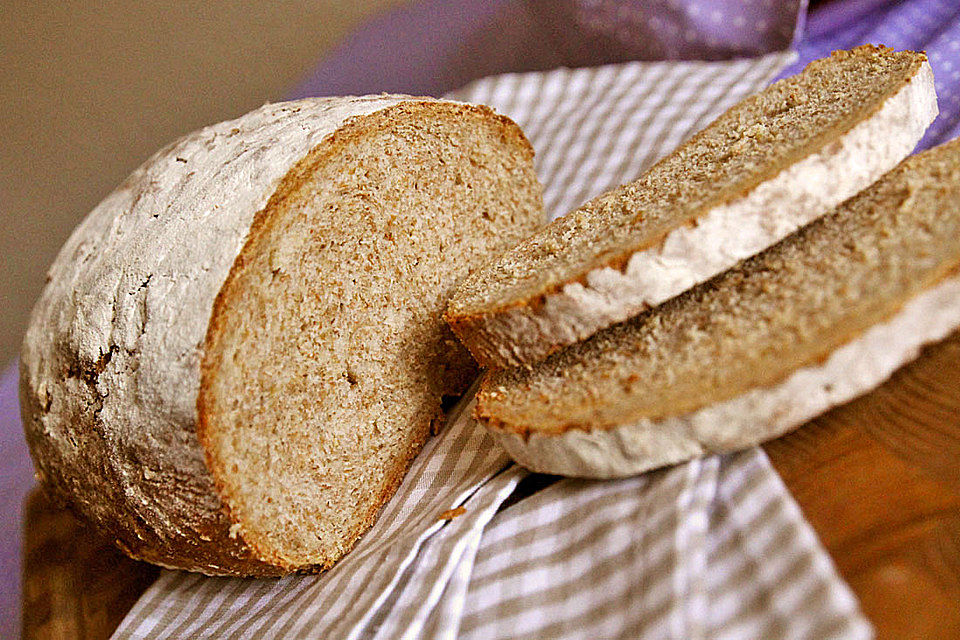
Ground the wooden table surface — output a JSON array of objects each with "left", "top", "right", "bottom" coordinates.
[{"left": 22, "top": 331, "right": 960, "bottom": 639}]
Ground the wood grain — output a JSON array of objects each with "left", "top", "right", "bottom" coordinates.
[
  {"left": 21, "top": 490, "right": 158, "bottom": 640},
  {"left": 766, "top": 329, "right": 960, "bottom": 640},
  {"left": 20, "top": 330, "right": 960, "bottom": 639}
]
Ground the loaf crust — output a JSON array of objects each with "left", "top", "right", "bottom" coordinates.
[{"left": 20, "top": 96, "right": 540, "bottom": 575}]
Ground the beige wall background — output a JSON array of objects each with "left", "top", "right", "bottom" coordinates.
[{"left": 0, "top": 0, "right": 403, "bottom": 365}]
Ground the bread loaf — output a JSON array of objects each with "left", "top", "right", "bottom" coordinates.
[
  {"left": 446, "top": 46, "right": 937, "bottom": 368},
  {"left": 20, "top": 96, "right": 542, "bottom": 575},
  {"left": 476, "top": 137, "right": 960, "bottom": 478}
]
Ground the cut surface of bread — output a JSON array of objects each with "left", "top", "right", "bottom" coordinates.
[
  {"left": 476, "top": 137, "right": 960, "bottom": 478},
  {"left": 199, "top": 102, "right": 541, "bottom": 569},
  {"left": 20, "top": 96, "right": 542, "bottom": 575},
  {"left": 447, "top": 45, "right": 937, "bottom": 368}
]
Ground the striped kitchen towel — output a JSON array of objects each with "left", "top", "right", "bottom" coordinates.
[
  {"left": 112, "top": 51, "right": 871, "bottom": 640},
  {"left": 451, "top": 450, "right": 868, "bottom": 640}
]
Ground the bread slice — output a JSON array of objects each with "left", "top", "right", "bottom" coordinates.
[
  {"left": 476, "top": 137, "right": 960, "bottom": 478},
  {"left": 447, "top": 46, "right": 937, "bottom": 369},
  {"left": 20, "top": 96, "right": 542, "bottom": 575}
]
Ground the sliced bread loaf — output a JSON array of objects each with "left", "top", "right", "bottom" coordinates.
[
  {"left": 446, "top": 45, "right": 937, "bottom": 368},
  {"left": 476, "top": 137, "right": 960, "bottom": 478},
  {"left": 20, "top": 96, "right": 543, "bottom": 575}
]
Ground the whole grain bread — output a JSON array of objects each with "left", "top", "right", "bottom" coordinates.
[
  {"left": 446, "top": 45, "right": 937, "bottom": 369},
  {"left": 476, "top": 137, "right": 960, "bottom": 478},
  {"left": 20, "top": 96, "right": 543, "bottom": 575}
]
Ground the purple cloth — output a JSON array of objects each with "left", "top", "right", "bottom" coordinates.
[
  {"left": 1, "top": 362, "right": 30, "bottom": 640},
  {"left": 788, "top": 0, "right": 960, "bottom": 148},
  {"left": 5, "top": 1, "right": 960, "bottom": 637},
  {"left": 292, "top": 0, "right": 804, "bottom": 99}
]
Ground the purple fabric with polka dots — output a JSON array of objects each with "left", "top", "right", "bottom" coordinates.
[
  {"left": 554, "top": 0, "right": 806, "bottom": 61},
  {"left": 789, "top": 0, "right": 960, "bottom": 149},
  {"left": 290, "top": 0, "right": 807, "bottom": 99}
]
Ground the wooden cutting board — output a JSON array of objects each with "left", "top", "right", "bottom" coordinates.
[{"left": 21, "top": 331, "right": 960, "bottom": 640}]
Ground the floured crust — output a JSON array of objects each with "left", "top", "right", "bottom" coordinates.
[
  {"left": 476, "top": 138, "right": 960, "bottom": 478},
  {"left": 447, "top": 46, "right": 936, "bottom": 368},
  {"left": 20, "top": 95, "right": 538, "bottom": 575}
]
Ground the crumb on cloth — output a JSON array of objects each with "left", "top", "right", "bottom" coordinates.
[{"left": 438, "top": 506, "right": 466, "bottom": 520}]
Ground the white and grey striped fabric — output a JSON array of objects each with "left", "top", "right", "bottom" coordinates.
[
  {"left": 112, "top": 52, "right": 872, "bottom": 640},
  {"left": 454, "top": 450, "right": 870, "bottom": 640}
]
